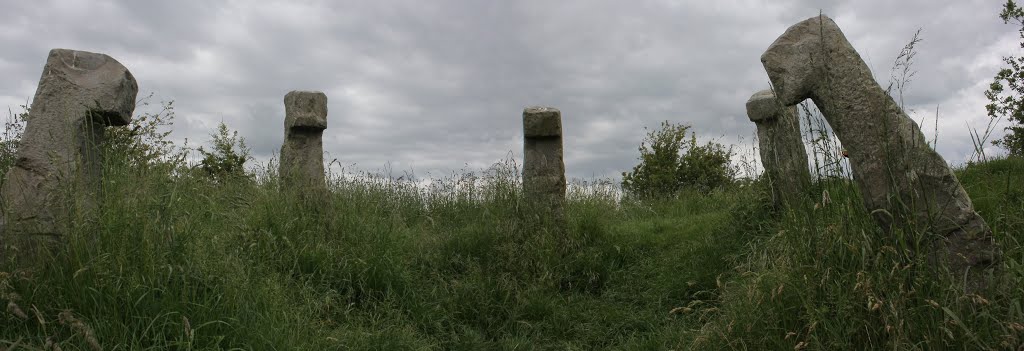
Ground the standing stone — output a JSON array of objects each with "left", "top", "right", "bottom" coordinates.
[
  {"left": 746, "top": 89, "right": 811, "bottom": 207},
  {"left": 761, "top": 15, "right": 998, "bottom": 288},
  {"left": 1, "top": 49, "right": 138, "bottom": 260},
  {"left": 522, "top": 107, "right": 566, "bottom": 225},
  {"left": 279, "top": 91, "right": 327, "bottom": 190}
]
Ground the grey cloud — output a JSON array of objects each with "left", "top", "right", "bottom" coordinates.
[{"left": 0, "top": 0, "right": 1016, "bottom": 180}]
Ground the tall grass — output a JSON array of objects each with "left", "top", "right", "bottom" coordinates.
[
  {"left": 0, "top": 147, "right": 767, "bottom": 349},
  {"left": 2, "top": 99, "right": 1022, "bottom": 350},
  {"left": 679, "top": 156, "right": 1024, "bottom": 350},
  {"left": 1, "top": 123, "right": 1022, "bottom": 350}
]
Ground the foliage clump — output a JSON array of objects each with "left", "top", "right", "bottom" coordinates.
[
  {"left": 196, "top": 122, "right": 251, "bottom": 182},
  {"left": 985, "top": 0, "right": 1024, "bottom": 155},
  {"left": 103, "top": 97, "right": 186, "bottom": 171},
  {"left": 621, "top": 121, "right": 736, "bottom": 197}
]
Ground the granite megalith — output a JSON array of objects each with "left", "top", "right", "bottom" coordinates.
[
  {"left": 522, "top": 107, "right": 566, "bottom": 225},
  {"left": 761, "top": 15, "right": 998, "bottom": 288},
  {"left": 1, "top": 48, "right": 138, "bottom": 260},
  {"left": 279, "top": 91, "right": 327, "bottom": 189},
  {"left": 746, "top": 89, "right": 811, "bottom": 207}
]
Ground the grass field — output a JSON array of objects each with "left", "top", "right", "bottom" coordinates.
[{"left": 1, "top": 150, "right": 1022, "bottom": 349}]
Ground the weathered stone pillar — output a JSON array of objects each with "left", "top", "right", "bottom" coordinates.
[
  {"left": 1, "top": 49, "right": 138, "bottom": 260},
  {"left": 522, "top": 107, "right": 566, "bottom": 225},
  {"left": 761, "top": 15, "right": 998, "bottom": 288},
  {"left": 279, "top": 91, "right": 328, "bottom": 190},
  {"left": 746, "top": 89, "right": 811, "bottom": 208}
]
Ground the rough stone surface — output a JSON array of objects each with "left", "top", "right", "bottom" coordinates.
[
  {"left": 279, "top": 91, "right": 327, "bottom": 189},
  {"left": 522, "top": 106, "right": 566, "bottom": 225},
  {"left": 523, "top": 107, "right": 562, "bottom": 137},
  {"left": 1, "top": 49, "right": 138, "bottom": 259},
  {"left": 761, "top": 15, "right": 998, "bottom": 288},
  {"left": 746, "top": 89, "right": 811, "bottom": 207}
]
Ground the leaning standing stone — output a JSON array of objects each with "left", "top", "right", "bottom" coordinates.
[
  {"left": 522, "top": 107, "right": 566, "bottom": 226},
  {"left": 1, "top": 48, "right": 138, "bottom": 261},
  {"left": 279, "top": 91, "right": 328, "bottom": 190},
  {"left": 761, "top": 15, "right": 998, "bottom": 289},
  {"left": 746, "top": 89, "right": 811, "bottom": 208}
]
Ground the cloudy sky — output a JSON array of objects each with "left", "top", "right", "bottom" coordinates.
[{"left": 0, "top": 0, "right": 1018, "bottom": 180}]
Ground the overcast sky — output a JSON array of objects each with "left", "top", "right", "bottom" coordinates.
[{"left": 0, "top": 0, "right": 1018, "bottom": 180}]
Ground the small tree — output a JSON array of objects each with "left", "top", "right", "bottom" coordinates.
[
  {"left": 622, "top": 121, "right": 736, "bottom": 197},
  {"left": 196, "top": 122, "right": 251, "bottom": 182},
  {"left": 985, "top": 0, "right": 1024, "bottom": 155}
]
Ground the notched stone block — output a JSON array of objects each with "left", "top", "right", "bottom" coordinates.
[
  {"left": 284, "top": 91, "right": 328, "bottom": 130},
  {"left": 1, "top": 48, "right": 138, "bottom": 263},
  {"left": 280, "top": 90, "right": 328, "bottom": 189},
  {"left": 523, "top": 106, "right": 562, "bottom": 137}
]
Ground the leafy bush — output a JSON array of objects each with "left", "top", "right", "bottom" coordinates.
[
  {"left": 622, "top": 121, "right": 736, "bottom": 197},
  {"left": 622, "top": 121, "right": 689, "bottom": 197},
  {"left": 196, "top": 121, "right": 251, "bottom": 182},
  {"left": 677, "top": 133, "right": 737, "bottom": 193},
  {"left": 103, "top": 97, "right": 186, "bottom": 171}
]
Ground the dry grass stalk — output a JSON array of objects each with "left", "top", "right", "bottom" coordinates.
[{"left": 58, "top": 310, "right": 101, "bottom": 351}]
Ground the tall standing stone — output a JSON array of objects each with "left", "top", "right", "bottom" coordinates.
[
  {"left": 1, "top": 49, "right": 138, "bottom": 260},
  {"left": 746, "top": 89, "right": 811, "bottom": 208},
  {"left": 279, "top": 91, "right": 327, "bottom": 189},
  {"left": 761, "top": 15, "right": 998, "bottom": 288},
  {"left": 522, "top": 107, "right": 566, "bottom": 225}
]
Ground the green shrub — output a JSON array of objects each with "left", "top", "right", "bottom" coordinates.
[
  {"left": 196, "top": 122, "right": 251, "bottom": 182},
  {"left": 677, "top": 133, "right": 737, "bottom": 193},
  {"left": 622, "top": 121, "right": 736, "bottom": 197}
]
